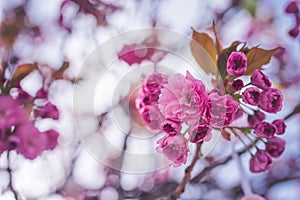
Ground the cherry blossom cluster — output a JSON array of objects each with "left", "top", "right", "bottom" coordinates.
[
  {"left": 224, "top": 52, "right": 285, "bottom": 173},
  {"left": 135, "top": 51, "right": 285, "bottom": 173},
  {"left": 0, "top": 77, "right": 59, "bottom": 160},
  {"left": 135, "top": 71, "right": 239, "bottom": 166}
]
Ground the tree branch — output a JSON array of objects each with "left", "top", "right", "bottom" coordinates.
[
  {"left": 7, "top": 152, "right": 18, "bottom": 199},
  {"left": 164, "top": 143, "right": 202, "bottom": 199}
]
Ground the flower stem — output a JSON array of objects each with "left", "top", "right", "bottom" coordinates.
[
  {"left": 231, "top": 128, "right": 254, "bottom": 157},
  {"left": 182, "top": 126, "right": 191, "bottom": 136},
  {"left": 244, "top": 133, "right": 259, "bottom": 151}
]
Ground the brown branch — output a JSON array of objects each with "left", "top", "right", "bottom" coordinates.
[
  {"left": 284, "top": 102, "right": 300, "bottom": 120},
  {"left": 7, "top": 152, "right": 18, "bottom": 200},
  {"left": 191, "top": 139, "right": 258, "bottom": 184},
  {"left": 170, "top": 142, "right": 202, "bottom": 199}
]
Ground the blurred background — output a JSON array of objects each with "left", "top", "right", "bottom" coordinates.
[{"left": 0, "top": 0, "right": 300, "bottom": 199}]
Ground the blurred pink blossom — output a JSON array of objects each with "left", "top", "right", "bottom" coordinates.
[{"left": 156, "top": 134, "right": 189, "bottom": 167}]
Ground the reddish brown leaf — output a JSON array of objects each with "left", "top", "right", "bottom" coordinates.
[
  {"left": 221, "top": 129, "right": 231, "bottom": 141},
  {"left": 245, "top": 47, "right": 282, "bottom": 75},
  {"left": 212, "top": 21, "right": 223, "bottom": 55},
  {"left": 11, "top": 63, "right": 38, "bottom": 85},
  {"left": 190, "top": 29, "right": 218, "bottom": 74},
  {"left": 53, "top": 62, "right": 70, "bottom": 80}
]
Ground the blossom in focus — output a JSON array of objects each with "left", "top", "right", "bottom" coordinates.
[
  {"left": 0, "top": 95, "right": 27, "bottom": 128},
  {"left": 254, "top": 122, "right": 276, "bottom": 138},
  {"left": 156, "top": 134, "right": 189, "bottom": 166},
  {"left": 266, "top": 137, "right": 285, "bottom": 158},
  {"left": 230, "top": 79, "right": 244, "bottom": 91},
  {"left": 226, "top": 52, "right": 247, "bottom": 76},
  {"left": 204, "top": 90, "right": 239, "bottom": 128},
  {"left": 188, "top": 123, "right": 211, "bottom": 143},
  {"left": 258, "top": 88, "right": 283, "bottom": 113},
  {"left": 158, "top": 74, "right": 193, "bottom": 121},
  {"left": 272, "top": 119, "right": 286, "bottom": 135},
  {"left": 242, "top": 87, "right": 261, "bottom": 106},
  {"left": 161, "top": 119, "right": 181, "bottom": 135},
  {"left": 249, "top": 150, "right": 272, "bottom": 173},
  {"left": 251, "top": 70, "right": 272, "bottom": 90}
]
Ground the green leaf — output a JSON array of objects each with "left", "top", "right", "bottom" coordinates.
[
  {"left": 245, "top": 47, "right": 282, "bottom": 75},
  {"left": 190, "top": 29, "right": 218, "bottom": 74},
  {"left": 242, "top": 0, "right": 257, "bottom": 16}
]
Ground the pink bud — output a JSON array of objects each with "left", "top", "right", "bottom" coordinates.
[
  {"left": 250, "top": 150, "right": 272, "bottom": 173},
  {"left": 226, "top": 52, "right": 247, "bottom": 76},
  {"left": 242, "top": 87, "right": 261, "bottom": 106},
  {"left": 266, "top": 137, "right": 285, "bottom": 158}
]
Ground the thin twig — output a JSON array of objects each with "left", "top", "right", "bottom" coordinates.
[
  {"left": 170, "top": 142, "right": 202, "bottom": 199},
  {"left": 7, "top": 152, "right": 18, "bottom": 199}
]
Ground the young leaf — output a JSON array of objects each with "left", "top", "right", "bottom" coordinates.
[
  {"left": 11, "top": 63, "right": 37, "bottom": 85},
  {"left": 221, "top": 129, "right": 231, "bottom": 141},
  {"left": 212, "top": 21, "right": 223, "bottom": 54},
  {"left": 245, "top": 47, "right": 282, "bottom": 75},
  {"left": 190, "top": 29, "right": 217, "bottom": 74}
]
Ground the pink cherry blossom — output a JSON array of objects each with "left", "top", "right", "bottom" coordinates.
[
  {"left": 16, "top": 88, "right": 33, "bottom": 104},
  {"left": 188, "top": 123, "right": 212, "bottom": 143},
  {"left": 251, "top": 70, "right": 272, "bottom": 90},
  {"left": 36, "top": 88, "right": 48, "bottom": 99},
  {"left": 156, "top": 134, "right": 189, "bottom": 167},
  {"left": 0, "top": 95, "right": 27, "bottom": 129},
  {"left": 254, "top": 122, "right": 276, "bottom": 138},
  {"left": 160, "top": 119, "right": 181, "bottom": 135},
  {"left": 158, "top": 73, "right": 189, "bottom": 120},
  {"left": 148, "top": 105, "right": 165, "bottom": 130},
  {"left": 142, "top": 72, "right": 167, "bottom": 94},
  {"left": 16, "top": 122, "right": 48, "bottom": 159},
  {"left": 248, "top": 111, "right": 265, "bottom": 128},
  {"left": 242, "top": 87, "right": 261, "bottom": 106},
  {"left": 226, "top": 52, "right": 247, "bottom": 76},
  {"left": 34, "top": 102, "right": 60, "bottom": 120},
  {"left": 136, "top": 92, "right": 159, "bottom": 109},
  {"left": 249, "top": 150, "right": 272, "bottom": 173},
  {"left": 258, "top": 88, "right": 283, "bottom": 113},
  {"left": 272, "top": 119, "right": 286, "bottom": 135},
  {"left": 266, "top": 137, "right": 285, "bottom": 158},
  {"left": 204, "top": 89, "right": 239, "bottom": 128},
  {"left": 44, "top": 129, "right": 59, "bottom": 150},
  {"left": 230, "top": 79, "right": 244, "bottom": 91}
]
